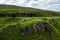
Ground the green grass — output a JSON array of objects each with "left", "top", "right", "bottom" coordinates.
[
  {"left": 0, "top": 5, "right": 60, "bottom": 40},
  {"left": 0, "top": 17, "right": 60, "bottom": 40},
  {"left": 0, "top": 5, "right": 60, "bottom": 17}
]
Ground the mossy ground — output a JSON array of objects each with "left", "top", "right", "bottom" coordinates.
[
  {"left": 0, "top": 5, "right": 60, "bottom": 17},
  {"left": 0, "top": 17, "right": 60, "bottom": 40},
  {"left": 0, "top": 5, "right": 60, "bottom": 40}
]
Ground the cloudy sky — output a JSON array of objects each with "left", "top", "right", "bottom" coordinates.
[{"left": 0, "top": 0, "right": 60, "bottom": 11}]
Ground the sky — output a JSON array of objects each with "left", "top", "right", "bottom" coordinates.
[{"left": 0, "top": 0, "right": 60, "bottom": 11}]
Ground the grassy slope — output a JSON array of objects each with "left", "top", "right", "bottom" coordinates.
[
  {"left": 0, "top": 5, "right": 60, "bottom": 17},
  {"left": 0, "top": 17, "right": 60, "bottom": 40},
  {"left": 0, "top": 5, "right": 60, "bottom": 40}
]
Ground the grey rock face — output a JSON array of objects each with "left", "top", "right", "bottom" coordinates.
[
  {"left": 33, "top": 22, "right": 45, "bottom": 32},
  {"left": 33, "top": 22, "right": 52, "bottom": 32},
  {"left": 20, "top": 21, "right": 53, "bottom": 36},
  {"left": 28, "top": 26, "right": 34, "bottom": 32},
  {"left": 33, "top": 24, "right": 38, "bottom": 32},
  {"left": 20, "top": 27, "right": 29, "bottom": 36},
  {"left": 49, "top": 19, "right": 56, "bottom": 26}
]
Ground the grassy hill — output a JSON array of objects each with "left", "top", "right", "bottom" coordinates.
[
  {"left": 0, "top": 17, "right": 60, "bottom": 40},
  {"left": 0, "top": 5, "right": 60, "bottom": 17},
  {"left": 0, "top": 5, "right": 60, "bottom": 40}
]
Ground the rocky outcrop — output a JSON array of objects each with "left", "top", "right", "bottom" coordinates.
[
  {"left": 33, "top": 22, "right": 52, "bottom": 33},
  {"left": 20, "top": 21, "right": 53, "bottom": 36},
  {"left": 49, "top": 19, "right": 56, "bottom": 26},
  {"left": 20, "top": 27, "right": 29, "bottom": 36},
  {"left": 33, "top": 22, "right": 45, "bottom": 32}
]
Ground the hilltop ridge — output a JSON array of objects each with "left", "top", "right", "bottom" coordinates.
[{"left": 0, "top": 5, "right": 60, "bottom": 17}]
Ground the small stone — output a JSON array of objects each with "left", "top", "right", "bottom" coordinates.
[
  {"left": 21, "top": 27, "right": 28, "bottom": 36},
  {"left": 49, "top": 19, "right": 56, "bottom": 26}
]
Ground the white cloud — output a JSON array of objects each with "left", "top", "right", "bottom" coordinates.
[
  {"left": 0, "top": 0, "right": 6, "bottom": 4},
  {"left": 17, "top": 0, "right": 25, "bottom": 3},
  {"left": 0, "top": 0, "right": 60, "bottom": 11},
  {"left": 0, "top": 0, "right": 26, "bottom": 5},
  {"left": 25, "top": 0, "right": 60, "bottom": 11}
]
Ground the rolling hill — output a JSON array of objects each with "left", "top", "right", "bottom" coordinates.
[
  {"left": 0, "top": 17, "right": 60, "bottom": 40},
  {"left": 0, "top": 5, "right": 60, "bottom": 17},
  {"left": 0, "top": 5, "right": 60, "bottom": 40}
]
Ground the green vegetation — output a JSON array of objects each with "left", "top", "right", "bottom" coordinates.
[
  {"left": 0, "top": 5, "right": 60, "bottom": 17},
  {"left": 0, "top": 17, "right": 60, "bottom": 40},
  {"left": 0, "top": 5, "right": 60, "bottom": 40}
]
